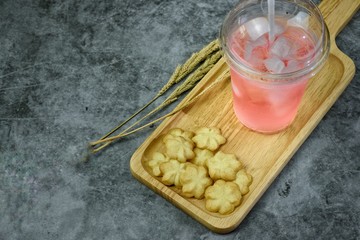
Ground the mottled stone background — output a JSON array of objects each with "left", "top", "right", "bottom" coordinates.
[{"left": 0, "top": 0, "right": 359, "bottom": 239}]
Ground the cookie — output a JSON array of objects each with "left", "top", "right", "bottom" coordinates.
[
  {"left": 205, "top": 180, "right": 242, "bottom": 214},
  {"left": 148, "top": 152, "right": 170, "bottom": 177},
  {"left": 147, "top": 126, "right": 253, "bottom": 215},
  {"left": 163, "top": 128, "right": 194, "bottom": 143},
  {"left": 206, "top": 151, "right": 242, "bottom": 181},
  {"left": 190, "top": 148, "right": 214, "bottom": 168},
  {"left": 192, "top": 127, "right": 226, "bottom": 151},
  {"left": 164, "top": 135, "right": 195, "bottom": 162},
  {"left": 180, "top": 164, "right": 213, "bottom": 199},
  {"left": 159, "top": 159, "right": 187, "bottom": 187},
  {"left": 233, "top": 169, "right": 253, "bottom": 195}
]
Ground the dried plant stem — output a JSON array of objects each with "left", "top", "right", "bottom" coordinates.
[
  {"left": 157, "top": 39, "right": 220, "bottom": 96},
  {"left": 164, "top": 51, "right": 222, "bottom": 103},
  {"left": 90, "top": 51, "right": 222, "bottom": 152},
  {"left": 122, "top": 50, "right": 222, "bottom": 135},
  {"left": 96, "top": 64, "right": 181, "bottom": 142},
  {"left": 90, "top": 68, "right": 230, "bottom": 148},
  {"left": 99, "top": 98, "right": 156, "bottom": 140},
  {"left": 94, "top": 40, "right": 219, "bottom": 143}
]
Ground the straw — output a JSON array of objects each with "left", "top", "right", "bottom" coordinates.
[{"left": 268, "top": 0, "right": 275, "bottom": 43}]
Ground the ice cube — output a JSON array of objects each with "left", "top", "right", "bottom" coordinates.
[
  {"left": 242, "top": 35, "right": 268, "bottom": 67},
  {"left": 238, "top": 25, "right": 247, "bottom": 38},
  {"left": 287, "top": 11, "right": 310, "bottom": 29},
  {"left": 282, "top": 60, "right": 301, "bottom": 73},
  {"left": 244, "top": 42, "right": 254, "bottom": 62},
  {"left": 243, "top": 35, "right": 268, "bottom": 63},
  {"left": 264, "top": 56, "right": 285, "bottom": 73},
  {"left": 252, "top": 34, "right": 268, "bottom": 48},
  {"left": 247, "top": 44, "right": 268, "bottom": 70},
  {"left": 231, "top": 39, "right": 243, "bottom": 59},
  {"left": 267, "top": 90, "right": 286, "bottom": 108},
  {"left": 244, "top": 17, "right": 269, "bottom": 41},
  {"left": 269, "top": 94, "right": 291, "bottom": 117},
  {"left": 274, "top": 22, "right": 285, "bottom": 36},
  {"left": 270, "top": 37, "right": 292, "bottom": 58}
]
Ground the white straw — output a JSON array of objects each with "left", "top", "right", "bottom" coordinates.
[{"left": 268, "top": 0, "right": 275, "bottom": 43}]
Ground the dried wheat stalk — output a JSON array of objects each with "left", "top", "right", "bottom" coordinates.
[
  {"left": 156, "top": 39, "right": 220, "bottom": 96},
  {"left": 121, "top": 50, "right": 222, "bottom": 133},
  {"left": 94, "top": 39, "right": 220, "bottom": 143},
  {"left": 90, "top": 68, "right": 230, "bottom": 148},
  {"left": 90, "top": 50, "right": 222, "bottom": 152}
]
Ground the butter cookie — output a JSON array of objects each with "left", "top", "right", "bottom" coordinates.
[
  {"left": 159, "top": 160, "right": 187, "bottom": 187},
  {"left": 233, "top": 169, "right": 253, "bottom": 195},
  {"left": 206, "top": 151, "right": 242, "bottom": 181},
  {"left": 180, "top": 164, "right": 212, "bottom": 199},
  {"left": 205, "top": 180, "right": 242, "bottom": 214},
  {"left": 164, "top": 135, "right": 195, "bottom": 162},
  {"left": 163, "top": 128, "right": 194, "bottom": 143},
  {"left": 148, "top": 152, "right": 170, "bottom": 177},
  {"left": 190, "top": 148, "right": 214, "bottom": 168},
  {"left": 192, "top": 127, "right": 226, "bottom": 151}
]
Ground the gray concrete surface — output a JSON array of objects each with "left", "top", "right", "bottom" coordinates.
[{"left": 0, "top": 0, "right": 359, "bottom": 239}]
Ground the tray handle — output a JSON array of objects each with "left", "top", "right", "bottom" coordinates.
[{"left": 319, "top": 0, "right": 360, "bottom": 40}]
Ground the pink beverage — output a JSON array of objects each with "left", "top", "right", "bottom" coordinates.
[
  {"left": 229, "top": 18, "right": 316, "bottom": 132},
  {"left": 220, "top": 0, "right": 330, "bottom": 133}
]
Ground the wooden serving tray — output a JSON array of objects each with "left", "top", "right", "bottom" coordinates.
[{"left": 130, "top": 0, "right": 359, "bottom": 233}]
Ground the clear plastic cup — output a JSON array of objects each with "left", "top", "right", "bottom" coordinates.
[{"left": 220, "top": 0, "right": 330, "bottom": 133}]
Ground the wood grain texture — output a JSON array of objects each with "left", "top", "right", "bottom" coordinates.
[{"left": 130, "top": 0, "right": 359, "bottom": 233}]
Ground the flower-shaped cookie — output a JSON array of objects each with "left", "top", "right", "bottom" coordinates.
[
  {"left": 192, "top": 127, "right": 226, "bottom": 151},
  {"left": 163, "top": 128, "right": 194, "bottom": 143},
  {"left": 159, "top": 160, "right": 187, "bottom": 187},
  {"left": 206, "top": 151, "right": 242, "bottom": 181},
  {"left": 180, "top": 164, "right": 213, "bottom": 199},
  {"left": 205, "top": 180, "right": 242, "bottom": 214},
  {"left": 148, "top": 152, "right": 170, "bottom": 177},
  {"left": 233, "top": 169, "right": 253, "bottom": 195},
  {"left": 164, "top": 135, "right": 195, "bottom": 162},
  {"left": 190, "top": 148, "right": 214, "bottom": 168}
]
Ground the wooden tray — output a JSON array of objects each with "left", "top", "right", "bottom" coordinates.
[{"left": 130, "top": 0, "right": 359, "bottom": 233}]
